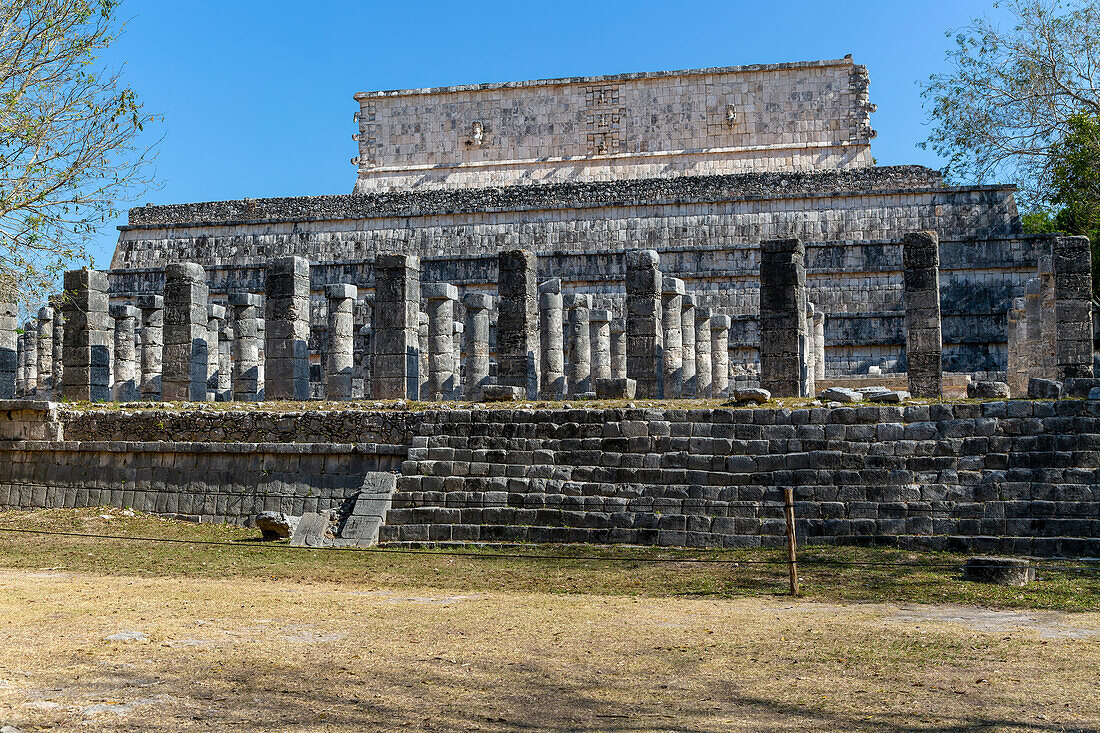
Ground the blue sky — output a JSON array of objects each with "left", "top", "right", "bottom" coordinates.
[{"left": 91, "top": 0, "right": 1007, "bottom": 266}]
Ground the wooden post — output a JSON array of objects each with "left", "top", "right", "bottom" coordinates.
[{"left": 783, "top": 486, "right": 799, "bottom": 596}]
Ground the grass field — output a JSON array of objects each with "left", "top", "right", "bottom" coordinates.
[{"left": 0, "top": 508, "right": 1097, "bottom": 731}]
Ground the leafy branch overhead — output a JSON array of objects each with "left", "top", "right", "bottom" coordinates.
[{"left": 0, "top": 0, "right": 157, "bottom": 303}]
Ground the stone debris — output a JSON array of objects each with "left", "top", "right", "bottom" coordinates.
[
  {"left": 105, "top": 631, "right": 148, "bottom": 642},
  {"left": 819, "top": 387, "right": 863, "bottom": 403},
  {"left": 478, "top": 384, "right": 525, "bottom": 402},
  {"left": 594, "top": 377, "right": 636, "bottom": 400},
  {"left": 962, "top": 556, "right": 1034, "bottom": 587},
  {"left": 255, "top": 511, "right": 299, "bottom": 540},
  {"left": 1026, "top": 377, "right": 1063, "bottom": 400},
  {"left": 727, "top": 387, "right": 771, "bottom": 404},
  {"left": 967, "top": 381, "right": 1011, "bottom": 399},
  {"left": 866, "top": 390, "right": 909, "bottom": 403},
  {"left": 289, "top": 512, "right": 334, "bottom": 548}
]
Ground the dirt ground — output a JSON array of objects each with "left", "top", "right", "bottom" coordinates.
[{"left": 0, "top": 568, "right": 1098, "bottom": 732}]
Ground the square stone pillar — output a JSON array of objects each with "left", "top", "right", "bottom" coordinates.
[
  {"left": 218, "top": 323, "right": 232, "bottom": 401},
  {"left": 372, "top": 253, "right": 420, "bottom": 400},
  {"left": 902, "top": 231, "right": 942, "bottom": 398},
  {"left": 16, "top": 332, "right": 25, "bottom": 395},
  {"left": 162, "top": 263, "right": 209, "bottom": 402},
  {"left": 590, "top": 308, "right": 612, "bottom": 384},
  {"left": 610, "top": 318, "right": 627, "bottom": 380},
  {"left": 206, "top": 304, "right": 225, "bottom": 402},
  {"left": 813, "top": 308, "right": 826, "bottom": 381},
  {"left": 0, "top": 297, "right": 16, "bottom": 398},
  {"left": 694, "top": 308, "right": 712, "bottom": 398},
  {"left": 36, "top": 307, "right": 53, "bottom": 399},
  {"left": 22, "top": 320, "right": 36, "bottom": 395},
  {"left": 1039, "top": 254, "right": 1057, "bottom": 380},
  {"left": 661, "top": 277, "right": 684, "bottom": 398},
  {"left": 497, "top": 249, "right": 539, "bottom": 399},
  {"left": 110, "top": 304, "right": 140, "bottom": 401},
  {"left": 463, "top": 292, "right": 493, "bottom": 400},
  {"left": 229, "top": 292, "right": 263, "bottom": 401},
  {"left": 625, "top": 249, "right": 663, "bottom": 398},
  {"left": 538, "top": 279, "right": 564, "bottom": 401},
  {"left": 565, "top": 293, "right": 592, "bottom": 396},
  {"left": 136, "top": 294, "right": 163, "bottom": 400},
  {"left": 804, "top": 302, "right": 816, "bottom": 398},
  {"left": 417, "top": 311, "right": 429, "bottom": 400},
  {"left": 452, "top": 321, "right": 463, "bottom": 397},
  {"left": 265, "top": 256, "right": 311, "bottom": 401},
  {"left": 424, "top": 283, "right": 458, "bottom": 401},
  {"left": 759, "top": 238, "right": 808, "bottom": 398},
  {"left": 1025, "top": 278, "right": 1042, "bottom": 382},
  {"left": 1007, "top": 298, "right": 1020, "bottom": 395},
  {"left": 325, "top": 283, "right": 357, "bottom": 400},
  {"left": 680, "top": 294, "right": 697, "bottom": 397},
  {"left": 711, "top": 314, "right": 731, "bottom": 399},
  {"left": 62, "top": 268, "right": 111, "bottom": 402},
  {"left": 1052, "top": 235, "right": 1095, "bottom": 381},
  {"left": 49, "top": 293, "right": 63, "bottom": 397}
]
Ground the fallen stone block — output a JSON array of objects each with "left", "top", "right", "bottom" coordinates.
[
  {"left": 1027, "top": 378, "right": 1063, "bottom": 400},
  {"left": 290, "top": 511, "right": 334, "bottom": 548},
  {"left": 1066, "top": 377, "right": 1100, "bottom": 399},
  {"left": 478, "top": 384, "right": 525, "bottom": 402},
  {"left": 819, "top": 387, "right": 863, "bottom": 403},
  {"left": 255, "top": 511, "right": 299, "bottom": 540},
  {"left": 594, "top": 377, "right": 636, "bottom": 399},
  {"left": 726, "top": 387, "right": 771, "bottom": 404},
  {"left": 962, "top": 556, "right": 1034, "bottom": 587},
  {"left": 867, "top": 390, "right": 909, "bottom": 404},
  {"left": 967, "top": 381, "right": 1010, "bottom": 399}
]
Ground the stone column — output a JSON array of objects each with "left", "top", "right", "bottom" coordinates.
[
  {"left": 325, "top": 283, "right": 357, "bottom": 400},
  {"left": 694, "top": 308, "right": 712, "bottom": 398},
  {"left": 497, "top": 249, "right": 539, "bottom": 399},
  {"left": 371, "top": 253, "right": 420, "bottom": 400},
  {"left": 0, "top": 297, "right": 15, "bottom": 398},
  {"left": 463, "top": 292, "right": 493, "bottom": 400},
  {"left": 1052, "top": 235, "right": 1095, "bottom": 381},
  {"left": 218, "top": 324, "right": 232, "bottom": 401},
  {"left": 49, "top": 294, "right": 63, "bottom": 397},
  {"left": 711, "top": 314, "right": 731, "bottom": 399},
  {"left": 1025, "top": 278, "right": 1042, "bottom": 382},
  {"left": 759, "top": 238, "right": 809, "bottom": 398},
  {"left": 626, "top": 249, "right": 663, "bottom": 398},
  {"left": 15, "top": 332, "right": 25, "bottom": 396},
  {"left": 1012, "top": 297, "right": 1029, "bottom": 395},
  {"left": 1006, "top": 298, "right": 1019, "bottom": 395},
  {"left": 162, "top": 262, "right": 209, "bottom": 402},
  {"left": 36, "top": 307, "right": 53, "bottom": 399},
  {"left": 265, "top": 256, "right": 311, "bottom": 401},
  {"left": 681, "top": 295, "right": 697, "bottom": 397},
  {"left": 62, "top": 268, "right": 111, "bottom": 402},
  {"left": 538, "top": 280, "right": 565, "bottom": 401},
  {"left": 357, "top": 324, "right": 371, "bottom": 397},
  {"left": 418, "top": 311, "right": 429, "bottom": 400},
  {"left": 229, "top": 292, "right": 262, "bottom": 401},
  {"left": 452, "top": 321, "right": 463, "bottom": 398},
  {"left": 805, "top": 302, "right": 817, "bottom": 395},
  {"left": 424, "top": 283, "right": 458, "bottom": 401},
  {"left": 610, "top": 318, "right": 627, "bottom": 380},
  {"left": 134, "top": 295, "right": 163, "bottom": 400},
  {"left": 813, "top": 309, "right": 826, "bottom": 381},
  {"left": 22, "top": 321, "right": 36, "bottom": 395},
  {"left": 902, "top": 231, "right": 943, "bottom": 398},
  {"left": 206, "top": 304, "right": 225, "bottom": 402},
  {"left": 110, "top": 304, "right": 139, "bottom": 401},
  {"left": 1039, "top": 254, "right": 1057, "bottom": 380},
  {"left": 564, "top": 293, "right": 592, "bottom": 396},
  {"left": 590, "top": 308, "right": 612, "bottom": 383},
  {"left": 661, "top": 277, "right": 684, "bottom": 398}
]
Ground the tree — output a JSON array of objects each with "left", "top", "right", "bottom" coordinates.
[
  {"left": 0, "top": 0, "right": 156, "bottom": 304},
  {"left": 921, "top": 0, "right": 1100, "bottom": 208}
]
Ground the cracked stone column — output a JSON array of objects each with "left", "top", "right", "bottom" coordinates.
[
  {"left": 497, "top": 249, "right": 539, "bottom": 399},
  {"left": 23, "top": 320, "right": 36, "bottom": 395},
  {"left": 661, "top": 277, "right": 684, "bottom": 398},
  {"left": 135, "top": 295, "right": 163, "bottom": 400},
  {"left": 1006, "top": 298, "right": 1019, "bottom": 395},
  {"left": 626, "top": 249, "right": 663, "bottom": 398},
  {"left": 463, "top": 292, "right": 493, "bottom": 400},
  {"left": 759, "top": 239, "right": 809, "bottom": 398},
  {"left": 265, "top": 256, "right": 310, "bottom": 401},
  {"left": 36, "top": 307, "right": 53, "bottom": 399},
  {"left": 62, "top": 268, "right": 111, "bottom": 402},
  {"left": 1013, "top": 296, "right": 1030, "bottom": 395},
  {"left": 804, "top": 302, "right": 817, "bottom": 398},
  {"left": 694, "top": 308, "right": 712, "bottom": 398},
  {"left": 357, "top": 324, "right": 371, "bottom": 398},
  {"left": 813, "top": 308, "right": 826, "bottom": 381},
  {"left": 418, "top": 311, "right": 429, "bottom": 400},
  {"left": 110, "top": 304, "right": 139, "bottom": 401},
  {"left": 610, "top": 318, "right": 627, "bottom": 380},
  {"left": 902, "top": 231, "right": 942, "bottom": 398},
  {"left": 355, "top": 295, "right": 373, "bottom": 398},
  {"left": 453, "top": 321, "right": 463, "bottom": 397},
  {"left": 206, "top": 304, "right": 225, "bottom": 402},
  {"left": 162, "top": 262, "right": 209, "bottom": 402},
  {"left": 1053, "top": 235, "right": 1095, "bottom": 381},
  {"left": 1039, "top": 254, "right": 1057, "bottom": 380},
  {"left": 15, "top": 332, "right": 25, "bottom": 395},
  {"left": 711, "top": 314, "right": 731, "bottom": 399},
  {"left": 538, "top": 280, "right": 564, "bottom": 401},
  {"left": 424, "top": 283, "right": 458, "bottom": 401},
  {"left": 49, "top": 294, "right": 63, "bottom": 397},
  {"left": 1025, "top": 278, "right": 1042, "bottom": 382},
  {"left": 565, "top": 293, "right": 592, "bottom": 396},
  {"left": 325, "top": 283, "right": 357, "bottom": 400},
  {"left": 218, "top": 323, "right": 232, "bottom": 401},
  {"left": 229, "top": 292, "right": 262, "bottom": 401},
  {"left": 0, "top": 296, "right": 15, "bottom": 398},
  {"left": 371, "top": 253, "right": 420, "bottom": 400},
  {"left": 590, "top": 308, "right": 612, "bottom": 384},
  {"left": 681, "top": 295, "right": 697, "bottom": 397}
]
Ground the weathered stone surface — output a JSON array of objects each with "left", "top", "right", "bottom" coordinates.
[
  {"left": 819, "top": 386, "right": 863, "bottom": 403},
  {"left": 728, "top": 387, "right": 771, "bottom": 404},
  {"left": 464, "top": 292, "right": 493, "bottom": 400},
  {"left": 759, "top": 238, "right": 808, "bottom": 398},
  {"left": 564, "top": 293, "right": 592, "bottom": 396},
  {"left": 372, "top": 253, "right": 420, "bottom": 400},
  {"left": 255, "top": 511, "right": 300, "bottom": 539},
  {"left": 135, "top": 294, "right": 164, "bottom": 400},
  {"left": 967, "top": 381, "right": 1010, "bottom": 399},
  {"left": 478, "top": 384, "right": 525, "bottom": 401},
  {"left": 866, "top": 389, "right": 909, "bottom": 403},
  {"left": 903, "top": 231, "right": 942, "bottom": 398},
  {"left": 625, "top": 249, "right": 663, "bottom": 398},
  {"left": 62, "top": 269, "right": 111, "bottom": 402},
  {"left": 594, "top": 377, "right": 636, "bottom": 399},
  {"left": 497, "top": 249, "right": 538, "bottom": 399},
  {"left": 109, "top": 304, "right": 140, "bottom": 402},
  {"left": 229, "top": 292, "right": 262, "bottom": 401},
  {"left": 1052, "top": 235, "right": 1094, "bottom": 381},
  {"left": 265, "top": 256, "right": 311, "bottom": 401},
  {"left": 1027, "top": 377, "right": 1063, "bottom": 400},
  {"left": 661, "top": 278, "right": 684, "bottom": 398},
  {"left": 962, "top": 556, "right": 1033, "bottom": 587},
  {"left": 325, "top": 283, "right": 357, "bottom": 400},
  {"left": 290, "top": 511, "right": 334, "bottom": 547},
  {"left": 424, "top": 282, "right": 458, "bottom": 401}
]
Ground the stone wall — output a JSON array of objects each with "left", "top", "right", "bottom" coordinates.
[{"left": 352, "top": 58, "right": 875, "bottom": 191}]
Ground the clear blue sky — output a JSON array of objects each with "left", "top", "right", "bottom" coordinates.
[{"left": 91, "top": 0, "right": 1007, "bottom": 267}]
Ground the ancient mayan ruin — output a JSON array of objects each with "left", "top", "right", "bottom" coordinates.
[{"left": 1, "top": 57, "right": 1098, "bottom": 556}]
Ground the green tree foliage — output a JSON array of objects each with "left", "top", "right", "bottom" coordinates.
[{"left": 0, "top": 0, "right": 157, "bottom": 304}]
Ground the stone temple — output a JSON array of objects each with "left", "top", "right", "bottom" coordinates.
[
  {"left": 110, "top": 57, "right": 1025, "bottom": 378},
  {"left": 1, "top": 58, "right": 1098, "bottom": 557}
]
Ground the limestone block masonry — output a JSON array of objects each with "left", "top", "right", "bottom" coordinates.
[
  {"left": 62, "top": 269, "right": 111, "bottom": 402},
  {"left": 903, "top": 231, "right": 943, "bottom": 398},
  {"left": 161, "top": 263, "right": 209, "bottom": 402}
]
